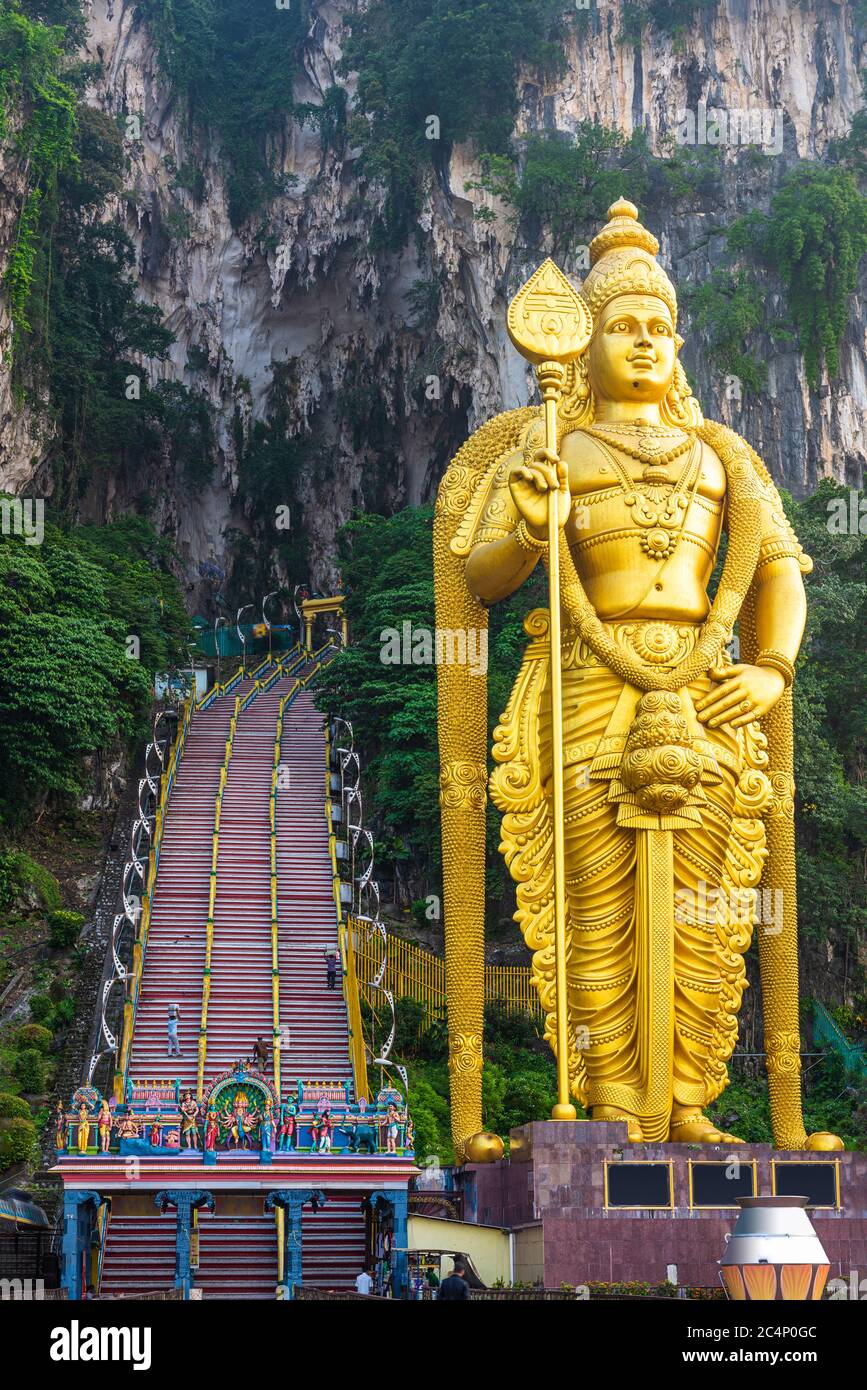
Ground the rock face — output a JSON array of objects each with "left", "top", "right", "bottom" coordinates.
[{"left": 1, "top": 0, "right": 864, "bottom": 598}]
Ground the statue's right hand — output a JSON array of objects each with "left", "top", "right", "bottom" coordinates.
[{"left": 509, "top": 448, "right": 571, "bottom": 539}]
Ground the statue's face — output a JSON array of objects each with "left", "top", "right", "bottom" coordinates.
[{"left": 588, "top": 295, "right": 676, "bottom": 404}]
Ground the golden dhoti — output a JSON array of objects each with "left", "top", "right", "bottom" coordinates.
[{"left": 494, "top": 615, "right": 773, "bottom": 1141}]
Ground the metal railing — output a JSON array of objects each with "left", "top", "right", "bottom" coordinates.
[
  {"left": 352, "top": 931, "right": 542, "bottom": 1033},
  {"left": 105, "top": 696, "right": 194, "bottom": 1099}
]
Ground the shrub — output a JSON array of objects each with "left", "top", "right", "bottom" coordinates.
[
  {"left": 14, "top": 1024, "right": 52, "bottom": 1054},
  {"left": 0, "top": 1115, "right": 38, "bottom": 1168},
  {"left": 53, "top": 997, "right": 75, "bottom": 1027},
  {"left": 0, "top": 1092, "right": 31, "bottom": 1119},
  {"left": 0, "top": 850, "right": 61, "bottom": 912},
  {"left": 48, "top": 909, "right": 84, "bottom": 948},
  {"left": 28, "top": 994, "right": 54, "bottom": 1025},
  {"left": 14, "top": 1049, "right": 46, "bottom": 1093}
]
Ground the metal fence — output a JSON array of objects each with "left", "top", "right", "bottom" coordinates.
[{"left": 353, "top": 931, "right": 542, "bottom": 1031}]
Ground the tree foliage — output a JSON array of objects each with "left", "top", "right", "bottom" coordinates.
[
  {"left": 0, "top": 0, "right": 78, "bottom": 338},
  {"left": 728, "top": 164, "right": 867, "bottom": 388},
  {"left": 684, "top": 268, "right": 767, "bottom": 393},
  {"left": 339, "top": 0, "right": 572, "bottom": 243},
  {"left": 786, "top": 483, "right": 867, "bottom": 960},
  {"left": 137, "top": 0, "right": 312, "bottom": 225},
  {"left": 0, "top": 514, "right": 188, "bottom": 818}
]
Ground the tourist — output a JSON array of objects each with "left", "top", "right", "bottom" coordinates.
[
  {"left": 167, "top": 1002, "right": 181, "bottom": 1056},
  {"left": 438, "top": 1260, "right": 470, "bottom": 1301},
  {"left": 253, "top": 1035, "right": 270, "bottom": 1068},
  {"left": 355, "top": 1268, "right": 374, "bottom": 1296},
  {"left": 324, "top": 948, "right": 338, "bottom": 989}
]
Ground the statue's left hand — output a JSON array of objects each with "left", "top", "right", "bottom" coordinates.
[{"left": 695, "top": 664, "right": 786, "bottom": 729}]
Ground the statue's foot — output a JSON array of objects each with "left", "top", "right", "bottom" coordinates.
[
  {"left": 592, "top": 1107, "right": 644, "bottom": 1142},
  {"left": 805, "top": 1131, "right": 844, "bottom": 1152},
  {"left": 669, "top": 1110, "right": 744, "bottom": 1144}
]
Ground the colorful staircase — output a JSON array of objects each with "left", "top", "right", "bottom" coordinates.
[
  {"left": 99, "top": 1212, "right": 177, "bottom": 1298},
  {"left": 99, "top": 655, "right": 367, "bottom": 1297},
  {"left": 276, "top": 689, "right": 351, "bottom": 1088}
]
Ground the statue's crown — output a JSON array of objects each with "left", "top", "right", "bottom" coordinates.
[{"left": 582, "top": 198, "right": 677, "bottom": 325}]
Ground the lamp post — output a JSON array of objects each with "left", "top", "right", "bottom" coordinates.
[
  {"left": 263, "top": 590, "right": 279, "bottom": 665},
  {"left": 236, "top": 604, "right": 253, "bottom": 676}
]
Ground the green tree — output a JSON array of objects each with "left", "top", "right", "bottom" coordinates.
[{"left": 729, "top": 165, "right": 867, "bottom": 387}]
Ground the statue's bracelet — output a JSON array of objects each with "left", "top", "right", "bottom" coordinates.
[
  {"left": 514, "top": 517, "right": 548, "bottom": 553},
  {"left": 755, "top": 649, "right": 795, "bottom": 687}
]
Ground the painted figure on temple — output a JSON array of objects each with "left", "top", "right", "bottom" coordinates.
[
  {"left": 149, "top": 1119, "right": 161, "bottom": 1148},
  {"left": 227, "top": 1090, "right": 257, "bottom": 1149},
  {"left": 435, "top": 197, "right": 843, "bottom": 1156},
  {"left": 385, "top": 1103, "right": 401, "bottom": 1155},
  {"left": 76, "top": 1102, "right": 91, "bottom": 1154},
  {"left": 54, "top": 1100, "right": 66, "bottom": 1151},
  {"left": 277, "top": 1098, "right": 298, "bottom": 1151},
  {"left": 312, "top": 1109, "right": 333, "bottom": 1152},
  {"left": 97, "top": 1099, "right": 112, "bottom": 1153},
  {"left": 180, "top": 1091, "right": 200, "bottom": 1149},
  {"left": 260, "top": 1098, "right": 275, "bottom": 1152},
  {"left": 204, "top": 1106, "right": 220, "bottom": 1152}
]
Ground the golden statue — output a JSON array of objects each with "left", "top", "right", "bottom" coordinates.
[{"left": 434, "top": 199, "right": 842, "bottom": 1157}]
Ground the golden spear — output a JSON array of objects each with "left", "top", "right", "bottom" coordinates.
[{"left": 507, "top": 260, "right": 592, "bottom": 1120}]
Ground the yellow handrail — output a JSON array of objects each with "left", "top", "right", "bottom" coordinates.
[
  {"left": 341, "top": 918, "right": 370, "bottom": 1103},
  {"left": 197, "top": 694, "right": 241, "bottom": 1100}
]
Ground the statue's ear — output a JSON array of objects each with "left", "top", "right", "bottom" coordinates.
[{"left": 674, "top": 332, "right": 684, "bottom": 352}]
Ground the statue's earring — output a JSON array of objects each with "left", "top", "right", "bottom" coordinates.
[{"left": 559, "top": 354, "right": 594, "bottom": 431}]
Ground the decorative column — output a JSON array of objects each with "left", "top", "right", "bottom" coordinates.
[
  {"left": 265, "top": 1189, "right": 326, "bottom": 1299},
  {"left": 371, "top": 1189, "right": 409, "bottom": 1299},
  {"left": 155, "top": 1189, "right": 215, "bottom": 1298},
  {"left": 61, "top": 1190, "right": 105, "bottom": 1300}
]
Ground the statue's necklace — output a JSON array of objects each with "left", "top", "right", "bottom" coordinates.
[
  {"left": 586, "top": 420, "right": 692, "bottom": 468},
  {"left": 590, "top": 433, "right": 702, "bottom": 561}
]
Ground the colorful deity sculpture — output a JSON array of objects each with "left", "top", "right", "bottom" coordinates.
[
  {"left": 54, "top": 1100, "right": 66, "bottom": 1151},
  {"left": 384, "top": 1103, "right": 402, "bottom": 1155},
  {"left": 259, "top": 1098, "right": 274, "bottom": 1152},
  {"left": 277, "top": 1098, "right": 298, "bottom": 1151},
  {"left": 180, "top": 1091, "right": 200, "bottom": 1149},
  {"left": 204, "top": 1107, "right": 220, "bottom": 1151},
  {"left": 76, "top": 1102, "right": 90, "bottom": 1154},
  {"left": 312, "top": 1109, "right": 333, "bottom": 1152},
  {"left": 435, "top": 198, "right": 843, "bottom": 1156},
  {"left": 97, "top": 1099, "right": 112, "bottom": 1153},
  {"left": 227, "top": 1090, "right": 257, "bottom": 1149}
]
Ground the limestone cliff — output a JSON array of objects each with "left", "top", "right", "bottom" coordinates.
[{"left": 0, "top": 0, "right": 864, "bottom": 600}]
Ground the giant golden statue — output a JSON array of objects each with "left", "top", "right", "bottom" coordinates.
[{"left": 435, "top": 199, "right": 841, "bottom": 1157}]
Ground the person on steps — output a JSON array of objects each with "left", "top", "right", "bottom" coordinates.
[
  {"left": 167, "top": 1003, "right": 181, "bottom": 1057},
  {"left": 324, "top": 949, "right": 338, "bottom": 989},
  {"left": 253, "top": 1035, "right": 270, "bottom": 1069}
]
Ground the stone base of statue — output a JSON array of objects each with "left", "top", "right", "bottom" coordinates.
[{"left": 464, "top": 1122, "right": 867, "bottom": 1291}]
